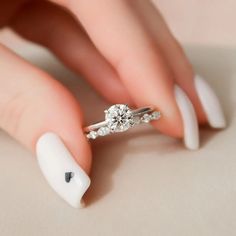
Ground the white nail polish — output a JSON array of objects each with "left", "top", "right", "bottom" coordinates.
[
  {"left": 175, "top": 85, "right": 199, "bottom": 150},
  {"left": 194, "top": 75, "right": 226, "bottom": 128},
  {"left": 36, "top": 132, "right": 90, "bottom": 208}
]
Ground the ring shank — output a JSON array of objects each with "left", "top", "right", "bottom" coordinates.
[
  {"left": 84, "top": 120, "right": 108, "bottom": 133},
  {"left": 132, "top": 106, "right": 154, "bottom": 116},
  {"left": 84, "top": 106, "right": 155, "bottom": 133}
]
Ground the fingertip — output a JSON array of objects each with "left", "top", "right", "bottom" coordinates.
[
  {"left": 36, "top": 132, "right": 91, "bottom": 208},
  {"left": 152, "top": 111, "right": 183, "bottom": 138}
]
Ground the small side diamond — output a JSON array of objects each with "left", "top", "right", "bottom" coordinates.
[
  {"left": 97, "top": 127, "right": 110, "bottom": 136},
  {"left": 142, "top": 114, "right": 151, "bottom": 123},
  {"left": 151, "top": 111, "right": 161, "bottom": 120},
  {"left": 87, "top": 131, "right": 97, "bottom": 139}
]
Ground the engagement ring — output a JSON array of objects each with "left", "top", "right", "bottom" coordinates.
[{"left": 84, "top": 104, "right": 161, "bottom": 139}]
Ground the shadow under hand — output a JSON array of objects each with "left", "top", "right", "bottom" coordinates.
[{"left": 85, "top": 127, "right": 183, "bottom": 206}]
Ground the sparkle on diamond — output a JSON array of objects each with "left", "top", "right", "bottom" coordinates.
[{"left": 105, "top": 104, "right": 134, "bottom": 132}]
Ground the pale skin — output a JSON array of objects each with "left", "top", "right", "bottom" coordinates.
[{"left": 0, "top": 0, "right": 207, "bottom": 174}]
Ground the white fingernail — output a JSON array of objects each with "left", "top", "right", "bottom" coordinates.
[
  {"left": 175, "top": 85, "right": 199, "bottom": 150},
  {"left": 36, "top": 132, "right": 90, "bottom": 208},
  {"left": 194, "top": 75, "right": 226, "bottom": 128}
]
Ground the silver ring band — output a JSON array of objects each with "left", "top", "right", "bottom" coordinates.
[{"left": 84, "top": 104, "right": 161, "bottom": 139}]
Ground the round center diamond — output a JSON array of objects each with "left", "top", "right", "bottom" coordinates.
[{"left": 105, "top": 104, "right": 134, "bottom": 132}]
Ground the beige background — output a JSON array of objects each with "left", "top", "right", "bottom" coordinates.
[{"left": 0, "top": 1, "right": 236, "bottom": 236}]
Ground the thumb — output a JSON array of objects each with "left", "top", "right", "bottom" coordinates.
[{"left": 0, "top": 44, "right": 91, "bottom": 208}]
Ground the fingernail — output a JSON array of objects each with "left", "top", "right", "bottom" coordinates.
[
  {"left": 194, "top": 75, "right": 226, "bottom": 128},
  {"left": 174, "top": 85, "right": 199, "bottom": 150},
  {"left": 36, "top": 132, "right": 90, "bottom": 208}
]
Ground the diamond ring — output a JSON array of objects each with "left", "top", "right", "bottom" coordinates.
[{"left": 84, "top": 104, "right": 161, "bottom": 140}]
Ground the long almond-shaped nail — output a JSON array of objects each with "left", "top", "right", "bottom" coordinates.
[
  {"left": 194, "top": 75, "right": 226, "bottom": 128},
  {"left": 175, "top": 85, "right": 199, "bottom": 150},
  {"left": 36, "top": 132, "right": 90, "bottom": 208}
]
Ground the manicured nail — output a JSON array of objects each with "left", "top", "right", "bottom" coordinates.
[
  {"left": 194, "top": 75, "right": 226, "bottom": 128},
  {"left": 36, "top": 132, "right": 90, "bottom": 208},
  {"left": 175, "top": 85, "right": 199, "bottom": 150}
]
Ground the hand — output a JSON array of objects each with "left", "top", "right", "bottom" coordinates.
[{"left": 0, "top": 0, "right": 225, "bottom": 207}]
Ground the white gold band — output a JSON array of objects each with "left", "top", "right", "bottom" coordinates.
[{"left": 84, "top": 104, "right": 161, "bottom": 140}]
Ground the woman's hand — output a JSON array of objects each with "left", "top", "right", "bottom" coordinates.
[{"left": 0, "top": 0, "right": 225, "bottom": 207}]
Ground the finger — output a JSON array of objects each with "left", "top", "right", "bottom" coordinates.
[
  {"left": 52, "top": 0, "right": 183, "bottom": 134},
  {"left": 0, "top": 43, "right": 91, "bottom": 208},
  {"left": 52, "top": 0, "right": 202, "bottom": 149},
  {"left": 133, "top": 0, "right": 226, "bottom": 128},
  {"left": 10, "top": 0, "right": 132, "bottom": 104}
]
